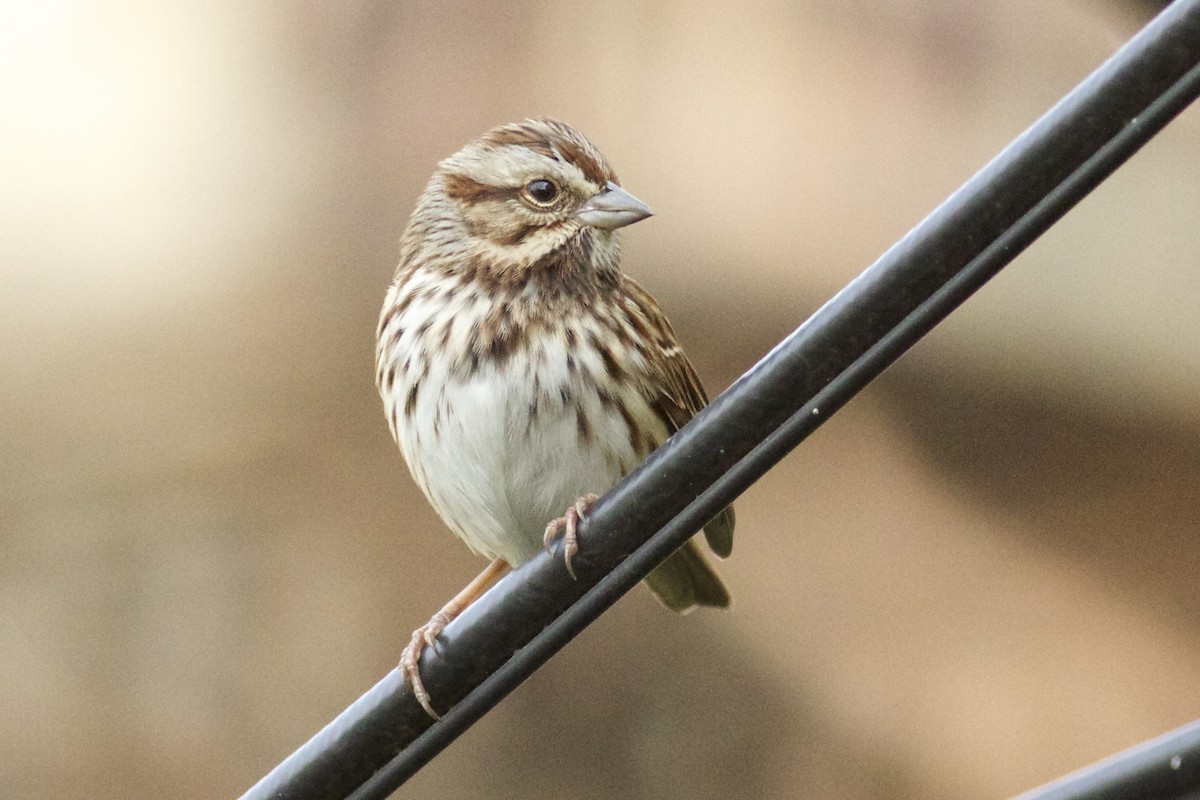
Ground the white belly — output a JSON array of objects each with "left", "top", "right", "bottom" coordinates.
[{"left": 387, "top": 333, "right": 659, "bottom": 565}]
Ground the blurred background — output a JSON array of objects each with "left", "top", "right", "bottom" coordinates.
[{"left": 2, "top": 0, "right": 1198, "bottom": 797}]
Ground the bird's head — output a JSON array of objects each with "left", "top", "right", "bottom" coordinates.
[{"left": 407, "top": 118, "right": 652, "bottom": 288}]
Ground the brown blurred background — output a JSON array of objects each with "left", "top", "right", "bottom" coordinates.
[{"left": 3, "top": 1, "right": 1198, "bottom": 797}]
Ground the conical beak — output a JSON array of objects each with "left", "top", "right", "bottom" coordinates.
[{"left": 576, "top": 181, "right": 653, "bottom": 230}]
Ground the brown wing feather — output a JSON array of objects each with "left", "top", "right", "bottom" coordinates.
[{"left": 623, "top": 279, "right": 735, "bottom": 559}]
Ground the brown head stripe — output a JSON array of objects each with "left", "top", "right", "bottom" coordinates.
[{"left": 482, "top": 120, "right": 614, "bottom": 187}]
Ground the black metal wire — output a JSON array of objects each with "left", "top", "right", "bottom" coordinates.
[
  {"left": 240, "top": 2, "right": 1200, "bottom": 798},
  {"left": 1014, "top": 720, "right": 1200, "bottom": 800}
]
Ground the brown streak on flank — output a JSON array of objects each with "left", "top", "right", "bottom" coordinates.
[
  {"left": 432, "top": 279, "right": 456, "bottom": 305},
  {"left": 389, "top": 288, "right": 418, "bottom": 321},
  {"left": 405, "top": 381, "right": 420, "bottom": 418},
  {"left": 612, "top": 395, "right": 640, "bottom": 454},
  {"left": 596, "top": 385, "right": 614, "bottom": 407},
  {"left": 529, "top": 373, "right": 541, "bottom": 420},
  {"left": 381, "top": 324, "right": 404, "bottom": 354},
  {"left": 589, "top": 330, "right": 625, "bottom": 380},
  {"left": 390, "top": 282, "right": 430, "bottom": 323},
  {"left": 575, "top": 404, "right": 593, "bottom": 444},
  {"left": 378, "top": 297, "right": 403, "bottom": 335}
]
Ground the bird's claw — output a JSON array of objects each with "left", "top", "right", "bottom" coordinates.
[
  {"left": 543, "top": 493, "right": 599, "bottom": 580},
  {"left": 401, "top": 618, "right": 446, "bottom": 719}
]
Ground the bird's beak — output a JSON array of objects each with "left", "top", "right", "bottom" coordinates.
[{"left": 576, "top": 181, "right": 653, "bottom": 230}]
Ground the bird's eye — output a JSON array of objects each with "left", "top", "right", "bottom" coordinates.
[{"left": 524, "top": 179, "right": 559, "bottom": 206}]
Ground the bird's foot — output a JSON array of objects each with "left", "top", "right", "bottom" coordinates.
[
  {"left": 399, "top": 557, "right": 510, "bottom": 720},
  {"left": 400, "top": 610, "right": 452, "bottom": 719},
  {"left": 543, "top": 493, "right": 599, "bottom": 579}
]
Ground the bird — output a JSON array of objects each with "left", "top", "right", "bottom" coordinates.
[{"left": 375, "top": 118, "right": 733, "bottom": 717}]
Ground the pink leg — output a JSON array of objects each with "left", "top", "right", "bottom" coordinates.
[{"left": 400, "top": 557, "right": 510, "bottom": 718}]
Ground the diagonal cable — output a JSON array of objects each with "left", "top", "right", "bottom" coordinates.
[{"left": 241, "top": 2, "right": 1200, "bottom": 798}]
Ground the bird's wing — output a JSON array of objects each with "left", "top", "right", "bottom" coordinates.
[{"left": 622, "top": 278, "right": 735, "bottom": 558}]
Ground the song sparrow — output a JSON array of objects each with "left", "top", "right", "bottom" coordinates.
[{"left": 376, "top": 118, "right": 734, "bottom": 717}]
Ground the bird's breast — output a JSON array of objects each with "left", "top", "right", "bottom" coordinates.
[{"left": 377, "top": 279, "right": 668, "bottom": 564}]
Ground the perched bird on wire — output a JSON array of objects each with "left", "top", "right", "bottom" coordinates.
[{"left": 376, "top": 118, "right": 734, "bottom": 717}]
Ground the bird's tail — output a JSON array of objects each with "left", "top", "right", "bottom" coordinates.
[{"left": 644, "top": 537, "right": 731, "bottom": 612}]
